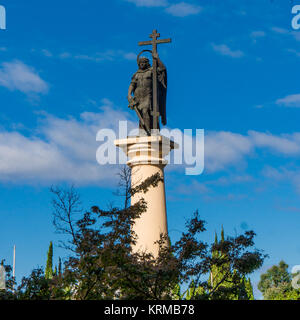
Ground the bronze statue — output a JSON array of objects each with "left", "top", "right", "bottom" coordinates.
[{"left": 127, "top": 30, "right": 171, "bottom": 135}]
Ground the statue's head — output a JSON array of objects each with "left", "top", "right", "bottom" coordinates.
[{"left": 138, "top": 57, "right": 151, "bottom": 70}]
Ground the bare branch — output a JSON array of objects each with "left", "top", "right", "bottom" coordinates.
[
  {"left": 50, "top": 185, "right": 83, "bottom": 251},
  {"left": 114, "top": 165, "right": 132, "bottom": 209}
]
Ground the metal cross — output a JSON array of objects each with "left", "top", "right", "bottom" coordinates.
[{"left": 138, "top": 30, "right": 171, "bottom": 130}]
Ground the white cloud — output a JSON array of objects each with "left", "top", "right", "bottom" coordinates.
[
  {"left": 276, "top": 94, "right": 300, "bottom": 108},
  {"left": 291, "top": 31, "right": 300, "bottom": 42},
  {"left": 262, "top": 166, "right": 286, "bottom": 180},
  {"left": 271, "top": 26, "right": 300, "bottom": 42},
  {"left": 124, "top": 0, "right": 201, "bottom": 17},
  {"left": 250, "top": 31, "right": 266, "bottom": 43},
  {"left": 262, "top": 166, "right": 300, "bottom": 194},
  {"left": 204, "top": 131, "right": 253, "bottom": 172},
  {"left": 255, "top": 104, "right": 264, "bottom": 109},
  {"left": 271, "top": 26, "right": 289, "bottom": 35},
  {"left": 0, "top": 100, "right": 135, "bottom": 185},
  {"left": 287, "top": 48, "right": 300, "bottom": 58},
  {"left": 205, "top": 193, "right": 247, "bottom": 202},
  {"left": 41, "top": 49, "right": 53, "bottom": 57},
  {"left": 211, "top": 44, "right": 244, "bottom": 58},
  {"left": 2, "top": 100, "right": 300, "bottom": 186},
  {"left": 206, "top": 174, "right": 254, "bottom": 186},
  {"left": 123, "top": 52, "right": 137, "bottom": 61},
  {"left": 59, "top": 52, "right": 72, "bottom": 59},
  {"left": 176, "top": 180, "right": 211, "bottom": 195},
  {"left": 248, "top": 131, "right": 300, "bottom": 156},
  {"left": 0, "top": 61, "right": 48, "bottom": 95},
  {"left": 203, "top": 130, "right": 300, "bottom": 173},
  {"left": 165, "top": 2, "right": 202, "bottom": 17},
  {"left": 125, "top": 0, "right": 168, "bottom": 7},
  {"left": 250, "top": 31, "right": 266, "bottom": 38},
  {"left": 54, "top": 50, "right": 137, "bottom": 63}
]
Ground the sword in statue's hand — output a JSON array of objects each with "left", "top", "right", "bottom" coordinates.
[{"left": 128, "top": 97, "right": 151, "bottom": 136}]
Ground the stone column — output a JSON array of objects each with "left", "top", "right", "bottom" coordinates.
[{"left": 114, "top": 135, "right": 178, "bottom": 257}]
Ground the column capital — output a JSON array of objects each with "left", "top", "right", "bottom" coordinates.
[{"left": 114, "top": 135, "right": 178, "bottom": 167}]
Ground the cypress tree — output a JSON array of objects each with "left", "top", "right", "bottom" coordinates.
[
  {"left": 209, "top": 228, "right": 255, "bottom": 300},
  {"left": 53, "top": 266, "right": 57, "bottom": 277},
  {"left": 45, "top": 241, "right": 53, "bottom": 279},
  {"left": 58, "top": 257, "right": 62, "bottom": 276},
  {"left": 221, "top": 225, "right": 225, "bottom": 242},
  {"left": 214, "top": 232, "right": 218, "bottom": 244}
]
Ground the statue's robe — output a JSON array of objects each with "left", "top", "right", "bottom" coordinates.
[{"left": 157, "top": 62, "right": 167, "bottom": 126}]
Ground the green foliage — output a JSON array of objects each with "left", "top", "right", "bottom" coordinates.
[
  {"left": 53, "top": 266, "right": 57, "bottom": 277},
  {"left": 153, "top": 227, "right": 257, "bottom": 301},
  {"left": 245, "top": 277, "right": 254, "bottom": 300},
  {"left": 258, "top": 260, "right": 300, "bottom": 300},
  {"left": 185, "top": 280, "right": 207, "bottom": 300},
  {"left": 48, "top": 182, "right": 264, "bottom": 300},
  {"left": 258, "top": 260, "right": 290, "bottom": 294},
  {"left": 171, "top": 283, "right": 181, "bottom": 300},
  {"left": 17, "top": 268, "right": 52, "bottom": 300},
  {"left": 206, "top": 228, "right": 255, "bottom": 300},
  {"left": 16, "top": 267, "right": 66, "bottom": 300},
  {"left": 5, "top": 175, "right": 266, "bottom": 300},
  {"left": 45, "top": 242, "right": 53, "bottom": 280}
]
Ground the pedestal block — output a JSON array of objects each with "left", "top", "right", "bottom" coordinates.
[{"left": 114, "top": 135, "right": 178, "bottom": 257}]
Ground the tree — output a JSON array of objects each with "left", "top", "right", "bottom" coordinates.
[
  {"left": 13, "top": 242, "right": 67, "bottom": 300},
  {"left": 58, "top": 257, "right": 62, "bottom": 277},
  {"left": 45, "top": 171, "right": 266, "bottom": 300},
  {"left": 177, "top": 227, "right": 256, "bottom": 300},
  {"left": 114, "top": 165, "right": 132, "bottom": 209},
  {"left": 206, "top": 227, "right": 255, "bottom": 300},
  {"left": 50, "top": 185, "right": 82, "bottom": 252},
  {"left": 258, "top": 260, "right": 300, "bottom": 300},
  {"left": 244, "top": 277, "right": 254, "bottom": 300},
  {"left": 9, "top": 172, "right": 266, "bottom": 300},
  {"left": 45, "top": 242, "right": 53, "bottom": 279},
  {"left": 17, "top": 267, "right": 52, "bottom": 300}
]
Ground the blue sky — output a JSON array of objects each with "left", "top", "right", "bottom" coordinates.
[{"left": 0, "top": 0, "right": 300, "bottom": 299}]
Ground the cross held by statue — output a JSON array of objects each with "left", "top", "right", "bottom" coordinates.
[{"left": 138, "top": 30, "right": 171, "bottom": 131}]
